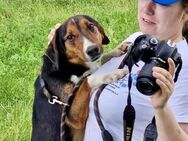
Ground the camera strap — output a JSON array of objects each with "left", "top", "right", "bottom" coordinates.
[
  {"left": 93, "top": 51, "right": 137, "bottom": 141},
  {"left": 93, "top": 56, "right": 132, "bottom": 141},
  {"left": 143, "top": 116, "right": 158, "bottom": 141},
  {"left": 123, "top": 59, "right": 136, "bottom": 141},
  {"left": 123, "top": 54, "right": 159, "bottom": 141},
  {"left": 174, "top": 57, "right": 182, "bottom": 82}
]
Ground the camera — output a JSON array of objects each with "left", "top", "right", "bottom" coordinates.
[{"left": 125, "top": 34, "right": 182, "bottom": 96}]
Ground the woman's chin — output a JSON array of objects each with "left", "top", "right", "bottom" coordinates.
[{"left": 140, "top": 27, "right": 156, "bottom": 36}]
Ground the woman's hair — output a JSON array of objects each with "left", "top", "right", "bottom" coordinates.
[{"left": 181, "top": 0, "right": 188, "bottom": 42}]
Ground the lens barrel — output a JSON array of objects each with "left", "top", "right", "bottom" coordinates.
[
  {"left": 136, "top": 61, "right": 161, "bottom": 95},
  {"left": 136, "top": 77, "right": 160, "bottom": 95}
]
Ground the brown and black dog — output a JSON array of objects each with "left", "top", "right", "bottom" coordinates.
[{"left": 31, "top": 15, "right": 126, "bottom": 141}]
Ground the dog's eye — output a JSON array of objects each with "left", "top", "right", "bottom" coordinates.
[
  {"left": 66, "top": 35, "right": 75, "bottom": 42},
  {"left": 88, "top": 23, "right": 95, "bottom": 32}
]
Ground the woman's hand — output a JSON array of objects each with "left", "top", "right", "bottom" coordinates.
[{"left": 150, "top": 58, "right": 176, "bottom": 110}]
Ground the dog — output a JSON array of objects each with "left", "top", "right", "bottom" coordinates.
[{"left": 31, "top": 15, "right": 127, "bottom": 141}]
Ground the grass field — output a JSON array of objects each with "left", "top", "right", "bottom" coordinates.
[{"left": 0, "top": 0, "right": 138, "bottom": 140}]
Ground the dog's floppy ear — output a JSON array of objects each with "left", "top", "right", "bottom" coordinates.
[
  {"left": 94, "top": 21, "right": 110, "bottom": 45},
  {"left": 83, "top": 15, "right": 110, "bottom": 45},
  {"left": 97, "top": 24, "right": 110, "bottom": 45},
  {"left": 102, "top": 31, "right": 110, "bottom": 45},
  {"left": 92, "top": 20, "right": 110, "bottom": 45},
  {"left": 46, "top": 23, "right": 62, "bottom": 70}
]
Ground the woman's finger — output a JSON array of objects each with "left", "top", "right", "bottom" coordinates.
[
  {"left": 168, "top": 58, "right": 176, "bottom": 77},
  {"left": 152, "top": 67, "right": 174, "bottom": 85},
  {"left": 153, "top": 71, "right": 173, "bottom": 92}
]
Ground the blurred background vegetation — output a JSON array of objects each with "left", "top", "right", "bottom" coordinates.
[{"left": 0, "top": 0, "right": 138, "bottom": 140}]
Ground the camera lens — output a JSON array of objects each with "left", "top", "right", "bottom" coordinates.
[
  {"left": 136, "top": 61, "right": 161, "bottom": 96},
  {"left": 136, "top": 77, "right": 159, "bottom": 95}
]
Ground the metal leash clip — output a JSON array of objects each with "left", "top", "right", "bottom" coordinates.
[{"left": 48, "top": 96, "right": 70, "bottom": 106}]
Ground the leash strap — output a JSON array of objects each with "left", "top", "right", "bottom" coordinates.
[
  {"left": 60, "top": 82, "right": 83, "bottom": 141},
  {"left": 60, "top": 77, "right": 87, "bottom": 141},
  {"left": 94, "top": 84, "right": 114, "bottom": 141},
  {"left": 39, "top": 75, "right": 69, "bottom": 141},
  {"left": 60, "top": 99, "right": 69, "bottom": 141},
  {"left": 39, "top": 74, "right": 86, "bottom": 141}
]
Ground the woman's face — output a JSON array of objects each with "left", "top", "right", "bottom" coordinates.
[{"left": 138, "top": 0, "right": 188, "bottom": 42}]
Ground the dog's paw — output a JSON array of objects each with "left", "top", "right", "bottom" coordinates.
[
  {"left": 103, "top": 69, "right": 128, "bottom": 84},
  {"left": 101, "top": 41, "right": 132, "bottom": 64},
  {"left": 110, "top": 41, "right": 132, "bottom": 57},
  {"left": 87, "top": 69, "right": 128, "bottom": 90}
]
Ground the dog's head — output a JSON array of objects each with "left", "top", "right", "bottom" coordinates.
[{"left": 47, "top": 15, "right": 110, "bottom": 69}]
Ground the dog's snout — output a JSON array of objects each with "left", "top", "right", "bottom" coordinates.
[
  {"left": 86, "top": 45, "right": 99, "bottom": 57},
  {"left": 86, "top": 45, "right": 101, "bottom": 62}
]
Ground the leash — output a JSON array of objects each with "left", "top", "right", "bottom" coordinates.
[
  {"left": 40, "top": 53, "right": 91, "bottom": 141},
  {"left": 41, "top": 51, "right": 93, "bottom": 141},
  {"left": 40, "top": 75, "right": 70, "bottom": 141},
  {"left": 40, "top": 77, "right": 70, "bottom": 106},
  {"left": 40, "top": 74, "right": 87, "bottom": 141}
]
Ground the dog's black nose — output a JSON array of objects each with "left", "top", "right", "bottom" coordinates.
[{"left": 86, "top": 45, "right": 99, "bottom": 57}]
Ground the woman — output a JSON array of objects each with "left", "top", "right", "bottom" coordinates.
[{"left": 83, "top": 0, "right": 188, "bottom": 141}]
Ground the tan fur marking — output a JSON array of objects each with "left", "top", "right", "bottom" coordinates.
[
  {"left": 79, "top": 18, "right": 104, "bottom": 53},
  {"left": 64, "top": 22, "right": 86, "bottom": 65},
  {"left": 65, "top": 79, "right": 90, "bottom": 141},
  {"left": 62, "top": 17, "right": 106, "bottom": 66}
]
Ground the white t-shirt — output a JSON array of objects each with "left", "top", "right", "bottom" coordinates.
[{"left": 83, "top": 32, "right": 188, "bottom": 141}]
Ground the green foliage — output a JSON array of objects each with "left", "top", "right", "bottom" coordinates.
[{"left": 0, "top": 0, "right": 138, "bottom": 140}]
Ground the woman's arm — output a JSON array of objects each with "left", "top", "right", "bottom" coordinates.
[
  {"left": 180, "top": 123, "right": 188, "bottom": 134},
  {"left": 151, "top": 58, "right": 188, "bottom": 141},
  {"left": 154, "top": 105, "right": 188, "bottom": 141}
]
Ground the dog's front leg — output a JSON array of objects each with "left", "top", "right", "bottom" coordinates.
[
  {"left": 66, "top": 69, "right": 127, "bottom": 141},
  {"left": 87, "top": 69, "right": 128, "bottom": 93},
  {"left": 101, "top": 41, "right": 131, "bottom": 64}
]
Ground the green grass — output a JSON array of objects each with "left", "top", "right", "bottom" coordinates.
[{"left": 0, "top": 0, "right": 138, "bottom": 140}]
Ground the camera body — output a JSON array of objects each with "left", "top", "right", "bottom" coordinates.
[{"left": 128, "top": 35, "right": 182, "bottom": 95}]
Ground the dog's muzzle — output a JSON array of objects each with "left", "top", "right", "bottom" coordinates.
[{"left": 86, "top": 45, "right": 101, "bottom": 62}]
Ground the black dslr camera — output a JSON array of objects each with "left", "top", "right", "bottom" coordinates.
[{"left": 125, "top": 34, "right": 182, "bottom": 96}]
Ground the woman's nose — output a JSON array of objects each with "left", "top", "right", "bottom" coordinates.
[{"left": 143, "top": 0, "right": 156, "bottom": 15}]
